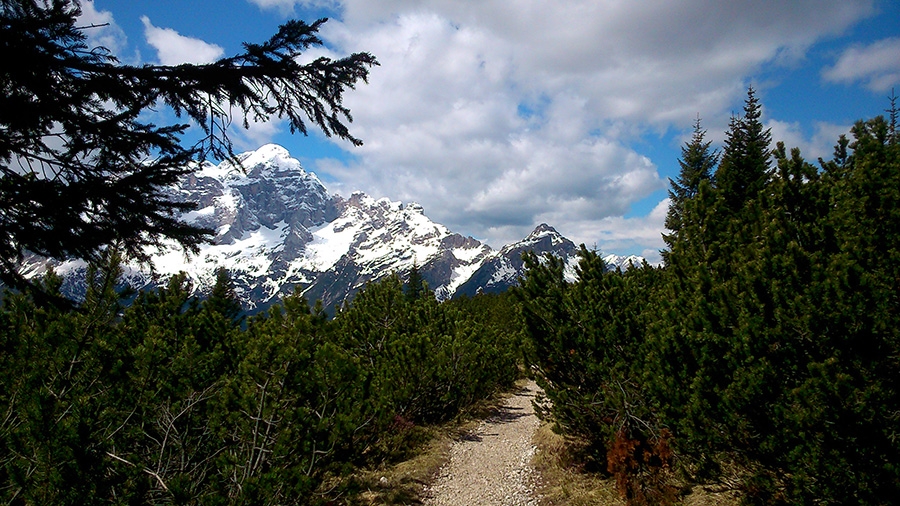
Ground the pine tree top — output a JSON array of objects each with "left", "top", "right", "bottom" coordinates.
[{"left": 665, "top": 116, "right": 718, "bottom": 235}]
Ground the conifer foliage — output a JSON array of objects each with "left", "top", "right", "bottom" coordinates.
[
  {"left": 0, "top": 0, "right": 377, "bottom": 291},
  {"left": 715, "top": 87, "right": 773, "bottom": 212},
  {"left": 519, "top": 89, "right": 900, "bottom": 505},
  {"left": 664, "top": 116, "right": 717, "bottom": 239},
  {"left": 0, "top": 263, "right": 520, "bottom": 503}
]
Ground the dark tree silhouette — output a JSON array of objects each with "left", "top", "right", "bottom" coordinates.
[
  {"left": 0, "top": 0, "right": 377, "bottom": 290},
  {"left": 714, "top": 86, "right": 772, "bottom": 211},
  {"left": 664, "top": 116, "right": 717, "bottom": 240}
]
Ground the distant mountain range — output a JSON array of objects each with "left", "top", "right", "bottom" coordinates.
[{"left": 20, "top": 144, "right": 643, "bottom": 310}]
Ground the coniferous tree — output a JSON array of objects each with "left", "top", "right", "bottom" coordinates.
[
  {"left": 0, "top": 254, "right": 138, "bottom": 503},
  {"left": 403, "top": 262, "right": 427, "bottom": 302},
  {"left": 886, "top": 88, "right": 898, "bottom": 144},
  {"left": 519, "top": 248, "right": 675, "bottom": 503},
  {"left": 218, "top": 293, "right": 350, "bottom": 503},
  {"left": 715, "top": 87, "right": 773, "bottom": 211},
  {"left": 0, "top": 0, "right": 377, "bottom": 292},
  {"left": 518, "top": 94, "right": 900, "bottom": 505},
  {"left": 204, "top": 267, "right": 242, "bottom": 323},
  {"left": 664, "top": 116, "right": 718, "bottom": 248}
]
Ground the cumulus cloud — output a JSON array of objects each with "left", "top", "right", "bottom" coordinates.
[
  {"left": 246, "top": 0, "right": 875, "bottom": 254},
  {"left": 227, "top": 109, "right": 287, "bottom": 152},
  {"left": 245, "top": 0, "right": 341, "bottom": 16},
  {"left": 141, "top": 16, "right": 224, "bottom": 65},
  {"left": 767, "top": 120, "right": 852, "bottom": 162},
  {"left": 544, "top": 198, "right": 671, "bottom": 266},
  {"left": 823, "top": 37, "right": 900, "bottom": 91},
  {"left": 316, "top": 12, "right": 668, "bottom": 240},
  {"left": 76, "top": 0, "right": 127, "bottom": 56},
  {"left": 327, "top": 0, "right": 874, "bottom": 128},
  {"left": 246, "top": 0, "right": 297, "bottom": 11}
]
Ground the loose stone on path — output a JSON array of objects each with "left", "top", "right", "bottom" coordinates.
[{"left": 423, "top": 380, "right": 542, "bottom": 506}]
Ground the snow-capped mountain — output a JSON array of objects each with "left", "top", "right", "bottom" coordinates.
[
  {"left": 22, "top": 144, "right": 643, "bottom": 310},
  {"left": 603, "top": 253, "right": 646, "bottom": 271},
  {"left": 454, "top": 224, "right": 645, "bottom": 298},
  {"left": 454, "top": 223, "right": 579, "bottom": 297},
  {"left": 290, "top": 191, "right": 491, "bottom": 308}
]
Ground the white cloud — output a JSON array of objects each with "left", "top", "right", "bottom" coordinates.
[
  {"left": 76, "top": 1, "right": 127, "bottom": 56},
  {"left": 317, "top": 12, "right": 669, "bottom": 236},
  {"left": 767, "top": 119, "right": 852, "bottom": 163},
  {"left": 544, "top": 198, "right": 671, "bottom": 266},
  {"left": 823, "top": 37, "right": 900, "bottom": 91},
  {"left": 246, "top": 0, "right": 297, "bottom": 10},
  {"left": 141, "top": 16, "right": 225, "bottom": 65},
  {"left": 228, "top": 110, "right": 287, "bottom": 152},
  {"left": 244, "top": 0, "right": 325, "bottom": 11},
  {"left": 327, "top": 0, "right": 874, "bottom": 127},
  {"left": 241, "top": 0, "right": 875, "bottom": 254}
]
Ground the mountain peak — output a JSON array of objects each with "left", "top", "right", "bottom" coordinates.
[
  {"left": 233, "top": 143, "right": 306, "bottom": 176},
  {"left": 404, "top": 202, "right": 425, "bottom": 214},
  {"left": 455, "top": 223, "right": 579, "bottom": 297},
  {"left": 514, "top": 223, "right": 569, "bottom": 250},
  {"left": 196, "top": 144, "right": 313, "bottom": 183},
  {"left": 28, "top": 144, "right": 641, "bottom": 310},
  {"left": 526, "top": 223, "right": 560, "bottom": 239},
  {"left": 242, "top": 143, "right": 292, "bottom": 162}
]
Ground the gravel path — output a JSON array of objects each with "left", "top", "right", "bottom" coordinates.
[{"left": 423, "top": 381, "right": 542, "bottom": 506}]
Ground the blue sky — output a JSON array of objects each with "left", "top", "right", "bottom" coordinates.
[{"left": 81, "top": 0, "right": 900, "bottom": 261}]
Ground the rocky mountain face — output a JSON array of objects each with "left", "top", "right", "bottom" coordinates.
[
  {"left": 22, "top": 144, "right": 643, "bottom": 311},
  {"left": 454, "top": 224, "right": 645, "bottom": 298},
  {"left": 454, "top": 223, "right": 579, "bottom": 297}
]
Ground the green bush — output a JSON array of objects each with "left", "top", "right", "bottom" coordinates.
[
  {"left": 518, "top": 98, "right": 900, "bottom": 505},
  {"left": 0, "top": 264, "right": 522, "bottom": 504}
]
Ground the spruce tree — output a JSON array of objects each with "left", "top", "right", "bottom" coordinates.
[
  {"left": 404, "top": 262, "right": 427, "bottom": 302},
  {"left": 204, "top": 267, "right": 242, "bottom": 323},
  {"left": 664, "top": 116, "right": 718, "bottom": 247},
  {"left": 886, "top": 88, "right": 898, "bottom": 144},
  {"left": 715, "top": 87, "right": 773, "bottom": 211}
]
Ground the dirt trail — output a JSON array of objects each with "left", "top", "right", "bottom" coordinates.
[{"left": 423, "top": 380, "right": 542, "bottom": 506}]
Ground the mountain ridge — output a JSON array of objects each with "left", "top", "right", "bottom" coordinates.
[{"left": 20, "top": 144, "right": 643, "bottom": 310}]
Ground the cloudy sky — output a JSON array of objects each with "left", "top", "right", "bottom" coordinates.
[{"left": 83, "top": 0, "right": 900, "bottom": 261}]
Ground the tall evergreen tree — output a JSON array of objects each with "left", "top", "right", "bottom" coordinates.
[
  {"left": 0, "top": 0, "right": 377, "bottom": 292},
  {"left": 664, "top": 116, "right": 718, "bottom": 246},
  {"left": 886, "top": 88, "right": 898, "bottom": 145},
  {"left": 204, "top": 267, "right": 242, "bottom": 323},
  {"left": 403, "top": 262, "right": 427, "bottom": 302},
  {"left": 715, "top": 87, "right": 773, "bottom": 211}
]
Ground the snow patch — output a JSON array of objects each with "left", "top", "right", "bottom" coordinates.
[
  {"left": 182, "top": 205, "right": 215, "bottom": 223},
  {"left": 304, "top": 220, "right": 359, "bottom": 271},
  {"left": 452, "top": 246, "right": 486, "bottom": 262}
]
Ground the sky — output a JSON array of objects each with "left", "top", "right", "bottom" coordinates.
[{"left": 80, "top": 0, "right": 900, "bottom": 261}]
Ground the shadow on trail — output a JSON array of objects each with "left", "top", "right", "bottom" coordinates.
[{"left": 456, "top": 386, "right": 536, "bottom": 442}]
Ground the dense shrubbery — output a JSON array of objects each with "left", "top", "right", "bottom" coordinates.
[
  {"left": 519, "top": 90, "right": 900, "bottom": 505},
  {"left": 0, "top": 264, "right": 520, "bottom": 504},
  {"left": 4, "top": 80, "right": 898, "bottom": 505}
]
